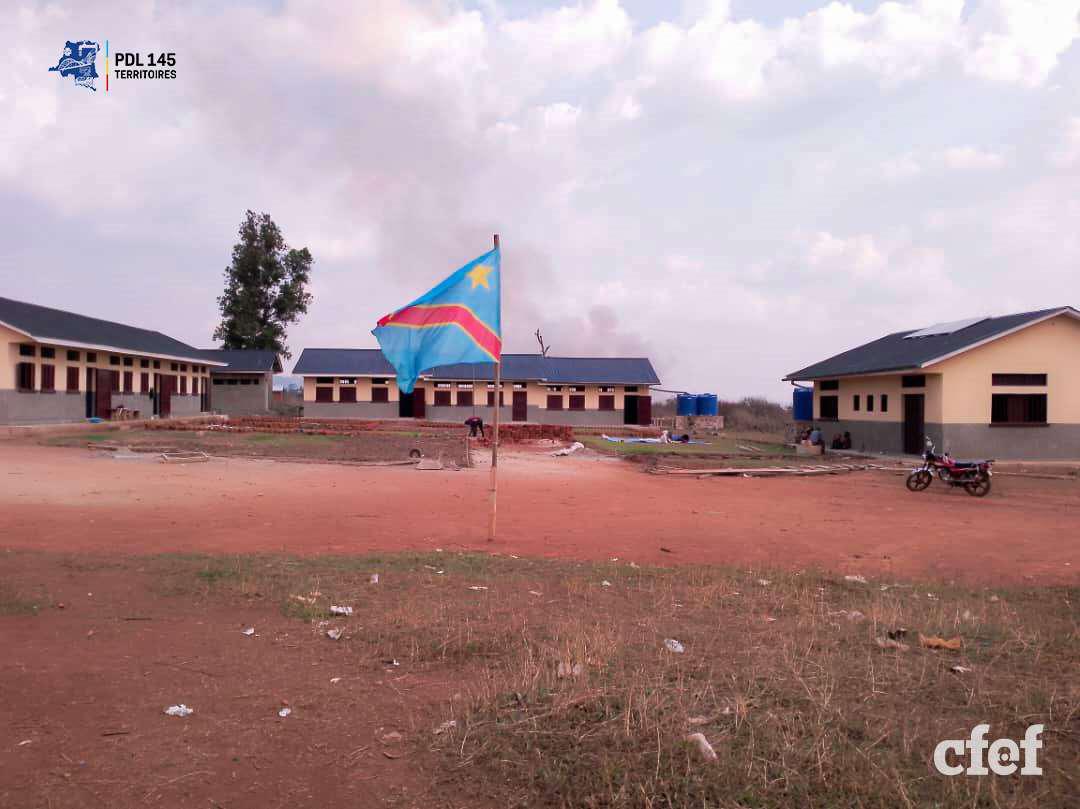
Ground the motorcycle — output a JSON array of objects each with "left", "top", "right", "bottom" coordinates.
[{"left": 906, "top": 438, "right": 993, "bottom": 497}]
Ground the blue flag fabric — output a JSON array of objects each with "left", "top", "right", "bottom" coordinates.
[{"left": 372, "top": 247, "right": 501, "bottom": 394}]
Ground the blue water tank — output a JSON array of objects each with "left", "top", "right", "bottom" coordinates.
[
  {"left": 793, "top": 387, "right": 813, "bottom": 422},
  {"left": 676, "top": 393, "right": 698, "bottom": 416},
  {"left": 696, "top": 393, "right": 719, "bottom": 416}
]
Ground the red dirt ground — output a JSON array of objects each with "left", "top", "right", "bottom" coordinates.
[
  {"left": 2, "top": 443, "right": 1077, "bottom": 585},
  {"left": 0, "top": 559, "right": 458, "bottom": 808}
]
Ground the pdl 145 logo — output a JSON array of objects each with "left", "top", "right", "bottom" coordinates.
[{"left": 48, "top": 39, "right": 177, "bottom": 92}]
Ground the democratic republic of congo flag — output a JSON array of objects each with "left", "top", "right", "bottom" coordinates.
[{"left": 372, "top": 247, "right": 501, "bottom": 394}]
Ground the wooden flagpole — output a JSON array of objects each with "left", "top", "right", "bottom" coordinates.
[{"left": 488, "top": 233, "right": 501, "bottom": 542}]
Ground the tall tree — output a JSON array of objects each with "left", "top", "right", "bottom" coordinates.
[{"left": 213, "top": 210, "right": 313, "bottom": 359}]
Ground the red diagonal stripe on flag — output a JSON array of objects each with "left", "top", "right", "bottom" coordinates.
[{"left": 378, "top": 304, "right": 501, "bottom": 360}]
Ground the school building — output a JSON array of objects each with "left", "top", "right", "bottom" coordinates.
[
  {"left": 0, "top": 296, "right": 280, "bottom": 425},
  {"left": 0, "top": 296, "right": 221, "bottom": 425},
  {"left": 200, "top": 349, "right": 282, "bottom": 415},
  {"left": 784, "top": 307, "right": 1080, "bottom": 459},
  {"left": 291, "top": 349, "right": 660, "bottom": 426}
]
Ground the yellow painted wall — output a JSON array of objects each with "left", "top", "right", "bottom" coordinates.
[
  {"left": 531, "top": 382, "right": 627, "bottom": 410},
  {"left": 930, "top": 314, "right": 1080, "bottom": 423},
  {"left": 1, "top": 324, "right": 23, "bottom": 390},
  {"left": 809, "top": 314, "right": 1080, "bottom": 425},
  {"left": 301, "top": 375, "right": 642, "bottom": 412},
  {"left": 1, "top": 329, "right": 209, "bottom": 394},
  {"left": 814, "top": 373, "right": 943, "bottom": 423},
  {"left": 304, "top": 375, "right": 401, "bottom": 403}
]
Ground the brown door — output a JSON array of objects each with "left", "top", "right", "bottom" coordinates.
[
  {"left": 413, "top": 387, "right": 425, "bottom": 419},
  {"left": 637, "top": 395, "right": 652, "bottom": 426},
  {"left": 159, "top": 374, "right": 175, "bottom": 418},
  {"left": 903, "top": 394, "right": 924, "bottom": 454},
  {"left": 512, "top": 391, "right": 527, "bottom": 422},
  {"left": 85, "top": 367, "right": 95, "bottom": 418},
  {"left": 93, "top": 369, "right": 112, "bottom": 419},
  {"left": 623, "top": 395, "right": 639, "bottom": 425}
]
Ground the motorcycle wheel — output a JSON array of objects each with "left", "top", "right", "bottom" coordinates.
[
  {"left": 906, "top": 471, "right": 932, "bottom": 492},
  {"left": 964, "top": 476, "right": 991, "bottom": 497}
]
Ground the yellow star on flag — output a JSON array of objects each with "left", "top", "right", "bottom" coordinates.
[{"left": 466, "top": 263, "right": 494, "bottom": 290}]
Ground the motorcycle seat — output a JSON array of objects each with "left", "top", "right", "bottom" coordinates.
[{"left": 951, "top": 460, "right": 988, "bottom": 467}]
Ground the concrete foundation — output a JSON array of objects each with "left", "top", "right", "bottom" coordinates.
[
  {"left": 814, "top": 419, "right": 1079, "bottom": 459},
  {"left": 816, "top": 419, "right": 945, "bottom": 456},
  {"left": 111, "top": 393, "right": 153, "bottom": 418},
  {"left": 427, "top": 405, "right": 513, "bottom": 424},
  {"left": 169, "top": 395, "right": 203, "bottom": 417},
  {"left": 210, "top": 378, "right": 271, "bottom": 415},
  {"left": 526, "top": 407, "right": 628, "bottom": 426},
  {"left": 302, "top": 401, "right": 400, "bottom": 419},
  {"left": 942, "top": 424, "right": 1080, "bottom": 460},
  {"left": 0, "top": 391, "right": 85, "bottom": 425}
]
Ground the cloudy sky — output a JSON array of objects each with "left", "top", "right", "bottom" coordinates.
[{"left": 4, "top": 0, "right": 1079, "bottom": 400}]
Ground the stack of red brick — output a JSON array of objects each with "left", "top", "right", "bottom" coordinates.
[
  {"left": 492, "top": 424, "right": 573, "bottom": 443},
  {"left": 145, "top": 417, "right": 573, "bottom": 443}
]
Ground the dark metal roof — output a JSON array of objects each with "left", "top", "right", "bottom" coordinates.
[
  {"left": 784, "top": 307, "right": 1077, "bottom": 380},
  {"left": 200, "top": 349, "right": 283, "bottom": 373},
  {"left": 292, "top": 348, "right": 396, "bottom": 376},
  {"left": 0, "top": 296, "right": 221, "bottom": 364},
  {"left": 293, "top": 349, "right": 660, "bottom": 384}
]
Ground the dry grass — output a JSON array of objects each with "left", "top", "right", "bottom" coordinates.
[
  {"left": 15, "top": 551, "right": 1077, "bottom": 806},
  {"left": 40, "top": 427, "right": 468, "bottom": 464},
  {"left": 424, "top": 568, "right": 1077, "bottom": 808},
  {"left": 0, "top": 581, "right": 45, "bottom": 615}
]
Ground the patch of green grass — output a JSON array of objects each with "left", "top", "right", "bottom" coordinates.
[
  {"left": 196, "top": 566, "right": 240, "bottom": 583},
  {"left": 0, "top": 584, "right": 45, "bottom": 616},
  {"left": 244, "top": 433, "right": 286, "bottom": 443},
  {"left": 280, "top": 597, "right": 327, "bottom": 622},
  {"left": 43, "top": 431, "right": 114, "bottom": 447}
]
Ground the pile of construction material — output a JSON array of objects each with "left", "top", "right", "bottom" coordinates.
[
  {"left": 651, "top": 462, "right": 900, "bottom": 478},
  {"left": 145, "top": 416, "right": 572, "bottom": 444},
  {"left": 473, "top": 424, "right": 573, "bottom": 443}
]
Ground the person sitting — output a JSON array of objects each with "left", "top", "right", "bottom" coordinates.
[
  {"left": 841, "top": 431, "right": 852, "bottom": 450},
  {"left": 809, "top": 427, "right": 823, "bottom": 447},
  {"left": 464, "top": 416, "right": 485, "bottom": 438},
  {"left": 831, "top": 433, "right": 843, "bottom": 449}
]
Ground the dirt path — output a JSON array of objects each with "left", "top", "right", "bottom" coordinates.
[{"left": 2, "top": 444, "right": 1077, "bottom": 584}]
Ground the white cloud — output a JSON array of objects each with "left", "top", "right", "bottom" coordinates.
[
  {"left": 941, "top": 145, "right": 1005, "bottom": 170},
  {"left": 3, "top": 0, "right": 1080, "bottom": 401},
  {"left": 880, "top": 152, "right": 924, "bottom": 182},
  {"left": 1050, "top": 116, "right": 1080, "bottom": 167},
  {"left": 499, "top": 0, "right": 633, "bottom": 81},
  {"left": 964, "top": 0, "right": 1080, "bottom": 86},
  {"left": 629, "top": 0, "right": 1078, "bottom": 109},
  {"left": 537, "top": 102, "right": 583, "bottom": 132}
]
